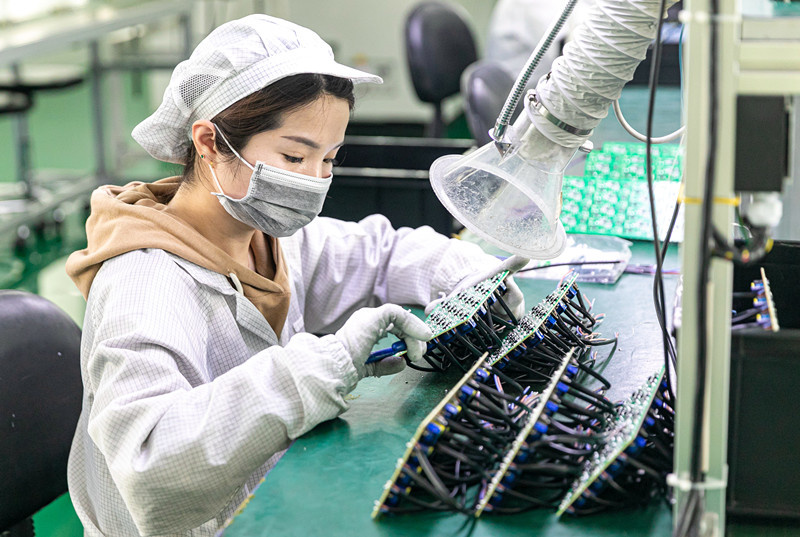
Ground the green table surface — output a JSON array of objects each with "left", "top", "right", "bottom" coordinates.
[{"left": 222, "top": 241, "right": 681, "bottom": 537}]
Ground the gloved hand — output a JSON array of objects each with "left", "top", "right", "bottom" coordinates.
[
  {"left": 424, "top": 254, "right": 530, "bottom": 319},
  {"left": 336, "top": 304, "right": 434, "bottom": 378}
]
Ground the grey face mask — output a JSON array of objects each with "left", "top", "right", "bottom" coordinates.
[{"left": 207, "top": 124, "right": 332, "bottom": 237}]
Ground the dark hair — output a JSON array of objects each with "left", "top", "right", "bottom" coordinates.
[{"left": 182, "top": 73, "right": 355, "bottom": 183}]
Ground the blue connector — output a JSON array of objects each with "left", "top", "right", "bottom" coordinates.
[
  {"left": 474, "top": 368, "right": 490, "bottom": 383},
  {"left": 443, "top": 403, "right": 461, "bottom": 419},
  {"left": 566, "top": 284, "right": 578, "bottom": 299}
]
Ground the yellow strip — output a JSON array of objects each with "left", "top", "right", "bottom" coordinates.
[{"left": 676, "top": 182, "right": 740, "bottom": 206}]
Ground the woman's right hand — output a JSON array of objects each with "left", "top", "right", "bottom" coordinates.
[{"left": 335, "top": 304, "right": 433, "bottom": 378}]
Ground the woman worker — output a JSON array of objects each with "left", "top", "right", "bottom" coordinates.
[{"left": 65, "top": 15, "right": 526, "bottom": 536}]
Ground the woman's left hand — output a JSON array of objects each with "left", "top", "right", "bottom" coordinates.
[{"left": 425, "top": 255, "right": 530, "bottom": 319}]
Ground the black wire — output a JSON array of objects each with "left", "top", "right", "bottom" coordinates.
[
  {"left": 676, "top": 0, "right": 721, "bottom": 533},
  {"left": 694, "top": 0, "right": 718, "bottom": 489},
  {"left": 644, "top": 0, "right": 678, "bottom": 411},
  {"left": 517, "top": 260, "right": 626, "bottom": 273}
]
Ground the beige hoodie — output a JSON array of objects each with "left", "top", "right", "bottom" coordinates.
[{"left": 66, "top": 177, "right": 291, "bottom": 336}]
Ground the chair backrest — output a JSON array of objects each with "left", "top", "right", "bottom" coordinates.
[
  {"left": 461, "top": 60, "right": 519, "bottom": 146},
  {"left": 405, "top": 1, "right": 477, "bottom": 136},
  {"left": 0, "top": 290, "right": 82, "bottom": 532}
]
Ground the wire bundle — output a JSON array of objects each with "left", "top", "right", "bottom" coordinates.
[
  {"left": 373, "top": 275, "right": 619, "bottom": 519},
  {"left": 476, "top": 351, "right": 615, "bottom": 515},
  {"left": 730, "top": 272, "right": 779, "bottom": 332},
  {"left": 494, "top": 284, "right": 616, "bottom": 391},
  {"left": 412, "top": 278, "right": 521, "bottom": 373},
  {"left": 557, "top": 370, "right": 675, "bottom": 517},
  {"left": 378, "top": 363, "right": 537, "bottom": 515}
]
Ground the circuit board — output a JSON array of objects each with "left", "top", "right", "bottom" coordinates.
[
  {"left": 560, "top": 142, "right": 683, "bottom": 241},
  {"left": 761, "top": 267, "right": 780, "bottom": 332},
  {"left": 370, "top": 352, "right": 491, "bottom": 518},
  {"left": 425, "top": 271, "right": 510, "bottom": 337},
  {"left": 487, "top": 273, "right": 579, "bottom": 367},
  {"left": 556, "top": 367, "right": 666, "bottom": 516},
  {"left": 372, "top": 274, "right": 583, "bottom": 518},
  {"left": 474, "top": 347, "right": 576, "bottom": 516}
]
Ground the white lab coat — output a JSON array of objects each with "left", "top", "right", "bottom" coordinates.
[{"left": 67, "top": 214, "right": 497, "bottom": 536}]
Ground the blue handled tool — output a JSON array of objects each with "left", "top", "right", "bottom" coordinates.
[
  {"left": 365, "top": 341, "right": 409, "bottom": 364},
  {"left": 366, "top": 340, "right": 443, "bottom": 364}
]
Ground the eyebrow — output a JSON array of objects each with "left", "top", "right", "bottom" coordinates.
[{"left": 281, "top": 135, "right": 345, "bottom": 151}]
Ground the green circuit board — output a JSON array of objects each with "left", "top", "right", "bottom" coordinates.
[
  {"left": 561, "top": 143, "right": 683, "bottom": 241},
  {"left": 556, "top": 367, "right": 666, "bottom": 516},
  {"left": 487, "top": 273, "right": 579, "bottom": 367},
  {"left": 425, "top": 271, "right": 509, "bottom": 337}
]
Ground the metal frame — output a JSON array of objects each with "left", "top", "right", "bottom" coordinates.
[
  {"left": 676, "top": 0, "right": 800, "bottom": 535},
  {"left": 0, "top": 1, "right": 194, "bottom": 239}
]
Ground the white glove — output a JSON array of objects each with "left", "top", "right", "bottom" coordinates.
[
  {"left": 424, "top": 255, "right": 529, "bottom": 319},
  {"left": 336, "top": 304, "right": 434, "bottom": 378}
]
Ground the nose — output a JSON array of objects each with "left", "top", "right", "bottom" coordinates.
[{"left": 302, "top": 160, "right": 329, "bottom": 179}]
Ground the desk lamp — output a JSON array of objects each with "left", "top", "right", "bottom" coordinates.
[{"left": 430, "top": 0, "right": 678, "bottom": 258}]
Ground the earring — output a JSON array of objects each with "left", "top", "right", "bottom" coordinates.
[{"left": 200, "top": 154, "right": 205, "bottom": 159}]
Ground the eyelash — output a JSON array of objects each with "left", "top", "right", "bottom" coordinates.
[{"left": 282, "top": 155, "right": 339, "bottom": 166}]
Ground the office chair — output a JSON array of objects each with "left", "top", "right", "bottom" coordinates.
[
  {"left": 461, "top": 60, "right": 519, "bottom": 146},
  {"left": 405, "top": 1, "right": 478, "bottom": 138},
  {"left": 0, "top": 291, "right": 82, "bottom": 536}
]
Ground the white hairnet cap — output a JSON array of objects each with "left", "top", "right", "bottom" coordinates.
[{"left": 132, "top": 14, "right": 383, "bottom": 164}]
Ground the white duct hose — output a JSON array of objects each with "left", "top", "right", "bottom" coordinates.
[{"left": 531, "top": 0, "right": 679, "bottom": 148}]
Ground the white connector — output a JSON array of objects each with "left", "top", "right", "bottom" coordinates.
[{"left": 741, "top": 192, "right": 784, "bottom": 229}]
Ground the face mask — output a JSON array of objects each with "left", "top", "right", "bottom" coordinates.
[{"left": 207, "top": 124, "right": 332, "bottom": 237}]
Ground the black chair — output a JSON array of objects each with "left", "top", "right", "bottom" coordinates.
[
  {"left": 405, "top": 1, "right": 478, "bottom": 138},
  {"left": 0, "top": 291, "right": 82, "bottom": 536},
  {"left": 461, "top": 60, "right": 520, "bottom": 146}
]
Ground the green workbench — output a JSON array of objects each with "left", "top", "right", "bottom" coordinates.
[{"left": 221, "top": 241, "right": 680, "bottom": 537}]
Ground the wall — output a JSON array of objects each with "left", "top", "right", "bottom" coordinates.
[{"left": 148, "top": 0, "right": 498, "bottom": 125}]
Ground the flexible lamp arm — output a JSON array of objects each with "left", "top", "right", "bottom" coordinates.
[{"left": 491, "top": 0, "right": 580, "bottom": 149}]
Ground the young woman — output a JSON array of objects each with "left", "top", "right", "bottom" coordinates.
[{"left": 65, "top": 14, "right": 525, "bottom": 536}]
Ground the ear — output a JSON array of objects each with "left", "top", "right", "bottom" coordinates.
[{"left": 191, "top": 120, "right": 219, "bottom": 164}]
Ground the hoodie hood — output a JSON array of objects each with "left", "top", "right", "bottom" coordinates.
[{"left": 66, "top": 177, "right": 291, "bottom": 336}]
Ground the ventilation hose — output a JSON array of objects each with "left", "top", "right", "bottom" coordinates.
[{"left": 531, "top": 0, "right": 679, "bottom": 149}]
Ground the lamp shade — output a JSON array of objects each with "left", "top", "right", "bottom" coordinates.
[{"left": 430, "top": 96, "right": 578, "bottom": 259}]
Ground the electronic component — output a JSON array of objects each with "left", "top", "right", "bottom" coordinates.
[
  {"left": 474, "top": 347, "right": 582, "bottom": 515},
  {"left": 372, "top": 275, "right": 615, "bottom": 518},
  {"left": 561, "top": 142, "right": 683, "bottom": 241},
  {"left": 731, "top": 267, "right": 780, "bottom": 332},
  {"left": 370, "top": 350, "right": 497, "bottom": 517},
  {"left": 367, "top": 270, "right": 518, "bottom": 372},
  {"left": 556, "top": 367, "right": 675, "bottom": 516}
]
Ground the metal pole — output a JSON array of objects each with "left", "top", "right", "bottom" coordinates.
[
  {"left": 181, "top": 11, "right": 193, "bottom": 59},
  {"left": 675, "top": 0, "right": 737, "bottom": 535},
  {"left": 11, "top": 63, "right": 33, "bottom": 200},
  {"left": 89, "top": 40, "right": 107, "bottom": 183}
]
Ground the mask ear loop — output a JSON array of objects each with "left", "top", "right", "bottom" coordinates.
[
  {"left": 207, "top": 163, "right": 226, "bottom": 196},
  {"left": 213, "top": 123, "right": 256, "bottom": 171},
  {"left": 206, "top": 123, "right": 256, "bottom": 197}
]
